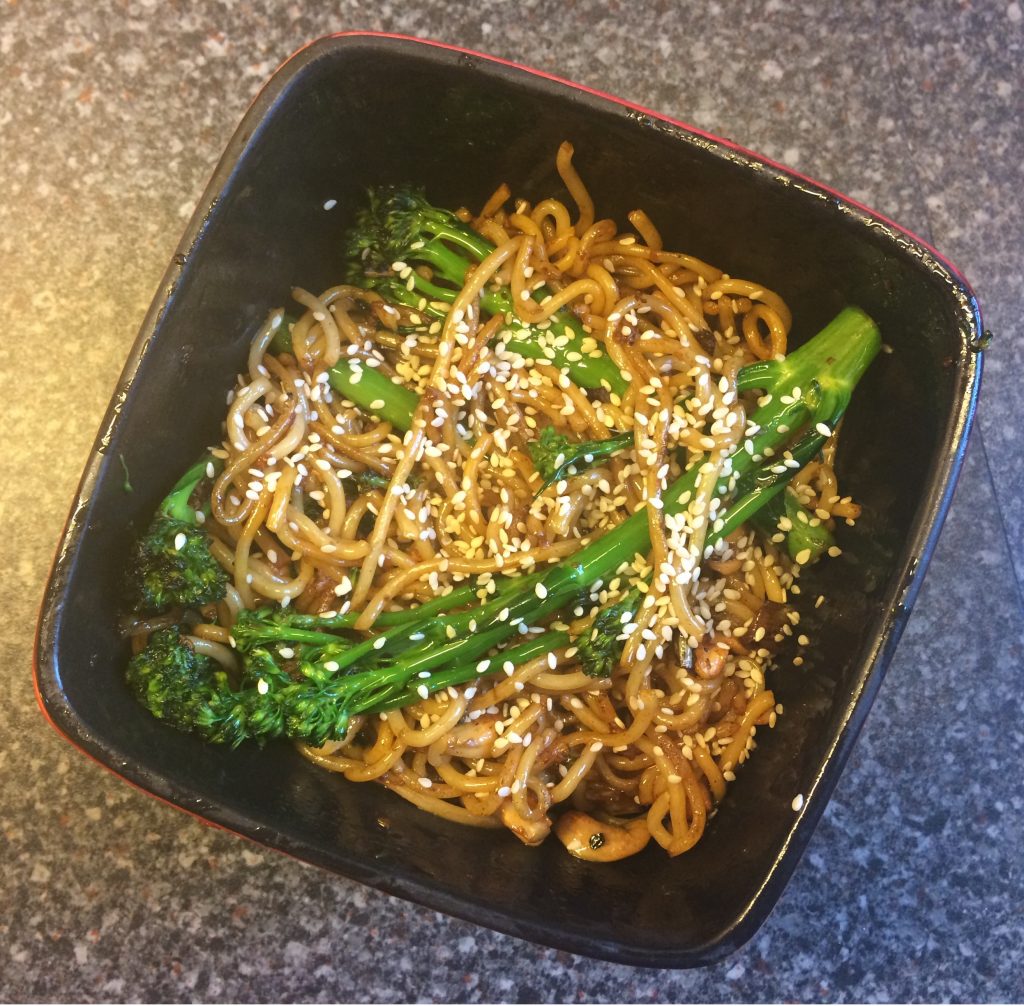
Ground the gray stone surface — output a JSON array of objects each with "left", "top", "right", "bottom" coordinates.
[
  {"left": 883, "top": 0, "right": 1024, "bottom": 596},
  {"left": 1, "top": 0, "right": 1021, "bottom": 1001}
]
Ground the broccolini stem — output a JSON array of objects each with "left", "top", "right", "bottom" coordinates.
[
  {"left": 482, "top": 287, "right": 627, "bottom": 394},
  {"left": 270, "top": 569, "right": 539, "bottom": 634},
  {"left": 326, "top": 358, "right": 419, "bottom": 430},
  {"left": 266, "top": 313, "right": 419, "bottom": 429},
  {"left": 751, "top": 488, "right": 836, "bottom": 563},
  {"left": 371, "top": 631, "right": 571, "bottom": 712},
  {"left": 160, "top": 453, "right": 222, "bottom": 524}
]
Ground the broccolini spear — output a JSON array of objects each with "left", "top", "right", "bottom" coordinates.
[
  {"left": 271, "top": 183, "right": 633, "bottom": 425},
  {"left": 125, "top": 455, "right": 227, "bottom": 614},
  {"left": 130, "top": 607, "right": 569, "bottom": 747},
  {"left": 341, "top": 186, "right": 628, "bottom": 395}
]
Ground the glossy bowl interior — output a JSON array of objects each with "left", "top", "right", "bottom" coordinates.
[{"left": 35, "top": 33, "right": 982, "bottom": 967}]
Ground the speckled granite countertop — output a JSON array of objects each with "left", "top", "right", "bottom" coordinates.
[{"left": 3, "top": 0, "right": 1022, "bottom": 1001}]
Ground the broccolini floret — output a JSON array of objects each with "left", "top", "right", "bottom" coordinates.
[
  {"left": 125, "top": 456, "right": 227, "bottom": 614},
  {"left": 125, "top": 627, "right": 225, "bottom": 733},
  {"left": 576, "top": 587, "right": 645, "bottom": 678},
  {"left": 528, "top": 425, "right": 633, "bottom": 490}
]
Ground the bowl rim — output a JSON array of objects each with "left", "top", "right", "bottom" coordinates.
[{"left": 33, "top": 31, "right": 985, "bottom": 968}]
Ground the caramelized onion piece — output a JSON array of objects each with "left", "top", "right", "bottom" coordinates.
[{"left": 555, "top": 810, "right": 651, "bottom": 862}]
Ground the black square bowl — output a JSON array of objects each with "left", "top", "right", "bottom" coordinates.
[{"left": 34, "top": 33, "right": 984, "bottom": 967}]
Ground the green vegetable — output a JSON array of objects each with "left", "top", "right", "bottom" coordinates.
[
  {"left": 341, "top": 186, "right": 627, "bottom": 395},
  {"left": 230, "top": 605, "right": 355, "bottom": 655},
  {"left": 126, "top": 627, "right": 226, "bottom": 732},
  {"left": 352, "top": 469, "right": 391, "bottom": 493},
  {"left": 576, "top": 586, "right": 645, "bottom": 678},
  {"left": 267, "top": 311, "right": 419, "bottom": 430},
  {"left": 125, "top": 455, "right": 227, "bottom": 614},
  {"left": 119, "top": 453, "right": 133, "bottom": 493},
  {"left": 528, "top": 425, "right": 632, "bottom": 490},
  {"left": 128, "top": 307, "right": 879, "bottom": 744},
  {"left": 752, "top": 487, "right": 836, "bottom": 563},
  {"left": 129, "top": 621, "right": 571, "bottom": 748},
  {"left": 327, "top": 357, "right": 420, "bottom": 431}
]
